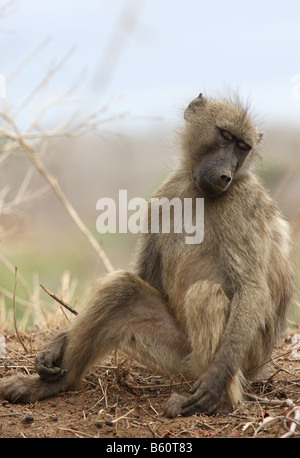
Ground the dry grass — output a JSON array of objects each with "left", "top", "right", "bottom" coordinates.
[{"left": 0, "top": 328, "right": 300, "bottom": 438}]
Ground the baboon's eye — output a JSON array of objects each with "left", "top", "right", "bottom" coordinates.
[
  {"left": 238, "top": 141, "right": 251, "bottom": 151},
  {"left": 221, "top": 130, "right": 234, "bottom": 141}
]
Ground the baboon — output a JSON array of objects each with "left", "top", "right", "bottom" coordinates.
[{"left": 0, "top": 93, "right": 294, "bottom": 417}]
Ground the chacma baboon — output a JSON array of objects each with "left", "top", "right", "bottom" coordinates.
[{"left": 0, "top": 93, "right": 294, "bottom": 417}]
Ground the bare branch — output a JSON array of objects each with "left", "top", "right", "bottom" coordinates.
[
  {"left": 0, "top": 111, "right": 114, "bottom": 273},
  {"left": 13, "top": 45, "right": 77, "bottom": 117},
  {"left": 6, "top": 36, "right": 53, "bottom": 84}
]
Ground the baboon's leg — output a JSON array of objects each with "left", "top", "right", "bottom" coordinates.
[
  {"left": 164, "top": 280, "right": 244, "bottom": 417},
  {"left": 0, "top": 271, "right": 190, "bottom": 403},
  {"left": 183, "top": 280, "right": 229, "bottom": 376}
]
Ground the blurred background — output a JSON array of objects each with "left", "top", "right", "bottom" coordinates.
[{"left": 0, "top": 0, "right": 299, "bottom": 329}]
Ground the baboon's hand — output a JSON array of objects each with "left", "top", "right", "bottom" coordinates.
[
  {"left": 181, "top": 375, "right": 223, "bottom": 416},
  {"left": 35, "top": 332, "right": 68, "bottom": 382},
  {"left": 35, "top": 350, "right": 68, "bottom": 382}
]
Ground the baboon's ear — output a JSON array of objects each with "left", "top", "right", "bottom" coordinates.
[{"left": 184, "top": 93, "right": 207, "bottom": 122}]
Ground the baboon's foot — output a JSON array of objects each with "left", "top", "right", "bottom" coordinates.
[{"left": 0, "top": 374, "right": 66, "bottom": 403}]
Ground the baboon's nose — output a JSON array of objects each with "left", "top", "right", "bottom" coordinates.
[{"left": 220, "top": 172, "right": 232, "bottom": 185}]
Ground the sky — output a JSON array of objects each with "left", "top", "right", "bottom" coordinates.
[{"left": 1, "top": 0, "right": 300, "bottom": 129}]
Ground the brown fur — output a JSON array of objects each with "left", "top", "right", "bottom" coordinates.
[{"left": 0, "top": 93, "right": 294, "bottom": 417}]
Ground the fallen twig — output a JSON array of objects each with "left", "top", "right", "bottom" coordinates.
[
  {"left": 40, "top": 284, "right": 78, "bottom": 316},
  {"left": 281, "top": 407, "right": 300, "bottom": 438},
  {"left": 111, "top": 408, "right": 135, "bottom": 424},
  {"left": 251, "top": 395, "right": 300, "bottom": 438}
]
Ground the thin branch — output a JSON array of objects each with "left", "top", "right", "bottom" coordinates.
[
  {"left": 12, "top": 267, "right": 28, "bottom": 353},
  {"left": 111, "top": 408, "right": 135, "bottom": 424},
  {"left": 40, "top": 284, "right": 78, "bottom": 316},
  {"left": 6, "top": 36, "right": 53, "bottom": 84},
  {"left": 0, "top": 112, "right": 114, "bottom": 273},
  {"left": 0, "top": 165, "right": 49, "bottom": 216},
  {"left": 281, "top": 407, "right": 300, "bottom": 438},
  {"left": 246, "top": 347, "right": 297, "bottom": 377},
  {"left": 13, "top": 45, "right": 77, "bottom": 117},
  {"left": 247, "top": 394, "right": 295, "bottom": 408},
  {"left": 253, "top": 406, "right": 300, "bottom": 438}
]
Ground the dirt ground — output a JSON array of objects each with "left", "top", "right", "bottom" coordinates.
[{"left": 0, "top": 329, "right": 300, "bottom": 439}]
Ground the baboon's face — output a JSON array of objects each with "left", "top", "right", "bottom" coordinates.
[
  {"left": 191, "top": 127, "right": 252, "bottom": 197},
  {"left": 183, "top": 94, "right": 261, "bottom": 198}
]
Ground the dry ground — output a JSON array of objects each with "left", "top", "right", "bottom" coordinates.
[{"left": 0, "top": 329, "right": 300, "bottom": 439}]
